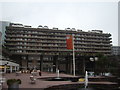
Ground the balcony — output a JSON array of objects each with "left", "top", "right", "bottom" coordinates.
[{"left": 5, "top": 35, "right": 66, "bottom": 40}]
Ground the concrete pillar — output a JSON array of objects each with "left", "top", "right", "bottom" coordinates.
[
  {"left": 70, "top": 59, "right": 73, "bottom": 74},
  {"left": 15, "top": 66, "right": 16, "bottom": 72},
  {"left": 83, "top": 58, "right": 86, "bottom": 74},
  {"left": 10, "top": 66, "right": 12, "bottom": 73},
  {"left": 26, "top": 55, "right": 28, "bottom": 69},
  {"left": 22, "top": 60, "right": 27, "bottom": 70},
  {"left": 17, "top": 66, "right": 19, "bottom": 71},
  {"left": 65, "top": 56, "right": 69, "bottom": 73},
  {"left": 21, "top": 56, "right": 28, "bottom": 70},
  {"left": 56, "top": 56, "right": 58, "bottom": 71},
  {"left": 40, "top": 55, "right": 43, "bottom": 71},
  {"left": 4, "top": 65, "right": 6, "bottom": 73},
  {"left": 53, "top": 55, "right": 58, "bottom": 73},
  {"left": 33, "top": 60, "right": 37, "bottom": 69}
]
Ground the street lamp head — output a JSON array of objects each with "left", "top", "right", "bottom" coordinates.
[
  {"left": 53, "top": 65, "right": 55, "bottom": 67},
  {"left": 95, "top": 57, "right": 98, "bottom": 61},
  {"left": 90, "top": 57, "right": 94, "bottom": 61},
  {"left": 90, "top": 57, "right": 98, "bottom": 61}
]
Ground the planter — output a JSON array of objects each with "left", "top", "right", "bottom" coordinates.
[
  {"left": 8, "top": 82, "right": 19, "bottom": 90},
  {"left": 7, "top": 79, "right": 21, "bottom": 90}
]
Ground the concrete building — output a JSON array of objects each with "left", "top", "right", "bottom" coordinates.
[
  {"left": 0, "top": 46, "right": 19, "bottom": 73},
  {"left": 4, "top": 23, "right": 112, "bottom": 74},
  {"left": 0, "top": 21, "right": 20, "bottom": 73},
  {"left": 118, "top": 1, "right": 120, "bottom": 46},
  {"left": 0, "top": 21, "right": 10, "bottom": 45},
  {"left": 111, "top": 46, "right": 120, "bottom": 56}
]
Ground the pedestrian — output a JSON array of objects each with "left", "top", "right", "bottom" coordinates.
[
  {"left": 30, "top": 70, "right": 32, "bottom": 73},
  {"left": 39, "top": 70, "right": 42, "bottom": 76}
]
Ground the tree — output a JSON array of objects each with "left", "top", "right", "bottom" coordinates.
[
  {"left": 108, "top": 55, "right": 120, "bottom": 76},
  {"left": 95, "top": 53, "right": 119, "bottom": 76},
  {"left": 95, "top": 53, "right": 109, "bottom": 76}
]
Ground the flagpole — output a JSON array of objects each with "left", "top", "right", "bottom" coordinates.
[{"left": 72, "top": 34, "right": 75, "bottom": 76}]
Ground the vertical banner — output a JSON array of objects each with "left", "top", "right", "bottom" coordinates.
[
  {"left": 66, "top": 35, "right": 76, "bottom": 76},
  {"left": 66, "top": 35, "right": 73, "bottom": 49}
]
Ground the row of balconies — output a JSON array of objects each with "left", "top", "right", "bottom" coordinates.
[
  {"left": 5, "top": 40, "right": 66, "bottom": 44},
  {"left": 11, "top": 52, "right": 111, "bottom": 56},
  {"left": 8, "top": 25, "right": 79, "bottom": 31},
  {"left": 5, "top": 36, "right": 66, "bottom": 40},
  {"left": 75, "top": 35, "right": 111, "bottom": 40},
  {"left": 7, "top": 26, "right": 111, "bottom": 36},
  {"left": 5, "top": 31, "right": 111, "bottom": 40},
  {"left": 9, "top": 48, "right": 70, "bottom": 51},
  {"left": 5, "top": 39, "right": 66, "bottom": 43},
  {"left": 17, "top": 37, "right": 109, "bottom": 43},
  {"left": 75, "top": 38, "right": 111, "bottom": 43},
  {"left": 6, "top": 27, "right": 111, "bottom": 37},
  {"left": 10, "top": 52, "right": 61, "bottom": 55},
  {"left": 4, "top": 35, "right": 87, "bottom": 39},
  {"left": 12, "top": 53, "right": 111, "bottom": 56},
  {"left": 6, "top": 46, "right": 111, "bottom": 50},
  {"left": 74, "top": 38, "right": 112, "bottom": 43},
  {"left": 6, "top": 31, "right": 66, "bottom": 36},
  {"left": 4, "top": 41, "right": 112, "bottom": 47},
  {"left": 75, "top": 43, "right": 112, "bottom": 46},
  {"left": 5, "top": 42, "right": 111, "bottom": 49},
  {"left": 8, "top": 47, "right": 111, "bottom": 52},
  {"left": 5, "top": 37, "right": 111, "bottom": 43},
  {"left": 10, "top": 49, "right": 111, "bottom": 55}
]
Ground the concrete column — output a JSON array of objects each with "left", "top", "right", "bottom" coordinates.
[
  {"left": 22, "top": 60, "right": 27, "bottom": 70},
  {"left": 65, "top": 56, "right": 69, "bottom": 74},
  {"left": 56, "top": 56, "right": 58, "bottom": 71},
  {"left": 15, "top": 66, "right": 16, "bottom": 72},
  {"left": 83, "top": 58, "right": 86, "bottom": 74},
  {"left": 4, "top": 65, "right": 6, "bottom": 73},
  {"left": 33, "top": 60, "right": 37, "bottom": 69},
  {"left": 70, "top": 59, "right": 73, "bottom": 74},
  {"left": 40, "top": 55, "right": 43, "bottom": 71},
  {"left": 17, "top": 66, "right": 19, "bottom": 71},
  {"left": 10, "top": 66, "right": 12, "bottom": 73},
  {"left": 26, "top": 55, "right": 28, "bottom": 69},
  {"left": 53, "top": 55, "right": 58, "bottom": 73}
]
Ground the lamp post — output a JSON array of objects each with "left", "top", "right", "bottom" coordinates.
[{"left": 90, "top": 57, "right": 98, "bottom": 76}]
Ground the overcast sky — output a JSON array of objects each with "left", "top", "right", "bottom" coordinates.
[{"left": 0, "top": 0, "right": 118, "bottom": 45}]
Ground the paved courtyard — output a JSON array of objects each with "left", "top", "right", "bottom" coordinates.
[
  {"left": 2, "top": 72, "right": 79, "bottom": 89},
  {"left": 1, "top": 72, "right": 118, "bottom": 89}
]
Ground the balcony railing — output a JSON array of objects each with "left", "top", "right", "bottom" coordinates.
[{"left": 5, "top": 35, "right": 66, "bottom": 40}]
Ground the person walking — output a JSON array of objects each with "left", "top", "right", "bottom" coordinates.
[{"left": 39, "top": 70, "right": 42, "bottom": 76}]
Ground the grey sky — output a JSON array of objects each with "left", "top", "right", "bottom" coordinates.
[{"left": 0, "top": 1, "right": 118, "bottom": 45}]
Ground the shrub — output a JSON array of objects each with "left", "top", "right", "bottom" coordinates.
[{"left": 7, "top": 79, "right": 21, "bottom": 86}]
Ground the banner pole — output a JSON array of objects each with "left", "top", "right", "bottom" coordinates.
[{"left": 72, "top": 34, "right": 75, "bottom": 76}]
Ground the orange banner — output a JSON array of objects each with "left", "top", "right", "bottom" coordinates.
[{"left": 66, "top": 35, "right": 73, "bottom": 49}]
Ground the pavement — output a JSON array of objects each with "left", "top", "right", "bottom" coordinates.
[{"left": 1, "top": 72, "right": 118, "bottom": 89}]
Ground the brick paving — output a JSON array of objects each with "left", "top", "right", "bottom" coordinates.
[{"left": 1, "top": 72, "right": 118, "bottom": 89}]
